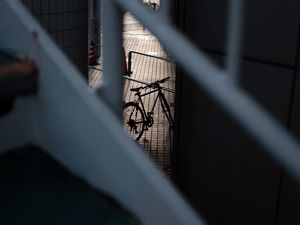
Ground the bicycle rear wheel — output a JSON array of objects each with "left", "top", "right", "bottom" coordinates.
[
  {"left": 123, "top": 102, "right": 145, "bottom": 141},
  {"left": 148, "top": 3, "right": 159, "bottom": 11}
]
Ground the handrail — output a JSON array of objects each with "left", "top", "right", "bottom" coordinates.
[
  {"left": 89, "top": 66, "right": 102, "bottom": 71},
  {"left": 127, "top": 50, "right": 174, "bottom": 76}
]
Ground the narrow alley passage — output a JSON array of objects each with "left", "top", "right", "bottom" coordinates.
[{"left": 89, "top": 11, "right": 176, "bottom": 174}]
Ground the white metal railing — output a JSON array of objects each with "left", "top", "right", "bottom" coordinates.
[
  {"left": 0, "top": 1, "right": 206, "bottom": 225},
  {"left": 226, "top": 0, "right": 245, "bottom": 82},
  {"left": 2, "top": 0, "right": 300, "bottom": 225},
  {"left": 104, "top": 0, "right": 300, "bottom": 181}
]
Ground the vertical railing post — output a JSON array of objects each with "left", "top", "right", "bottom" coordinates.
[
  {"left": 159, "top": 0, "right": 170, "bottom": 21},
  {"left": 95, "top": 0, "right": 101, "bottom": 58},
  {"left": 128, "top": 51, "right": 133, "bottom": 75},
  {"left": 98, "top": 0, "right": 123, "bottom": 118},
  {"left": 226, "top": 0, "right": 245, "bottom": 83}
]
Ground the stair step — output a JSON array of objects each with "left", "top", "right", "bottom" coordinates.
[{"left": 0, "top": 145, "right": 141, "bottom": 225}]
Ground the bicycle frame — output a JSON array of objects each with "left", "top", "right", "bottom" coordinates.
[{"left": 134, "top": 87, "right": 174, "bottom": 128}]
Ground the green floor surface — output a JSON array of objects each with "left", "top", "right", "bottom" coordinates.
[{"left": 0, "top": 145, "right": 141, "bottom": 225}]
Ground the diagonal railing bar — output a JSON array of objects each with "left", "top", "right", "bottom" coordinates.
[
  {"left": 99, "top": 0, "right": 123, "bottom": 117},
  {"left": 226, "top": 0, "right": 245, "bottom": 82},
  {"left": 114, "top": 0, "right": 300, "bottom": 181},
  {"left": 1, "top": 1, "right": 207, "bottom": 225},
  {"left": 159, "top": 0, "right": 170, "bottom": 20}
]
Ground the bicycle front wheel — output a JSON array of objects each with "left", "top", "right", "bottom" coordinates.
[{"left": 123, "top": 102, "right": 145, "bottom": 141}]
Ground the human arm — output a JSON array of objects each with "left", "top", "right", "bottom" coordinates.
[{"left": 0, "top": 59, "right": 37, "bottom": 76}]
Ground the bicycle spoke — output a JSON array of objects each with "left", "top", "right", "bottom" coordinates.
[{"left": 123, "top": 102, "right": 145, "bottom": 141}]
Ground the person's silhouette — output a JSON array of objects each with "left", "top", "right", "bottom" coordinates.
[{"left": 0, "top": 58, "right": 36, "bottom": 76}]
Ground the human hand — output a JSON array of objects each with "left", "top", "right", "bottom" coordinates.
[{"left": 10, "top": 58, "right": 37, "bottom": 76}]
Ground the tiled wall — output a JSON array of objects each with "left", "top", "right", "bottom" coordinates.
[
  {"left": 173, "top": 1, "right": 300, "bottom": 225},
  {"left": 21, "top": 0, "right": 88, "bottom": 77},
  {"left": 88, "top": 0, "right": 100, "bottom": 58}
]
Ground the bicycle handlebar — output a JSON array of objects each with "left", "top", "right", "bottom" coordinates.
[
  {"left": 130, "top": 77, "right": 171, "bottom": 93},
  {"left": 158, "top": 77, "right": 170, "bottom": 84},
  {"left": 147, "top": 77, "right": 170, "bottom": 89}
]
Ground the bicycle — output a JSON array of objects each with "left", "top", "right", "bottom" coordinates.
[{"left": 123, "top": 77, "right": 174, "bottom": 141}]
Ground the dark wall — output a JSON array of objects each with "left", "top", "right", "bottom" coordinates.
[
  {"left": 173, "top": 1, "right": 300, "bottom": 225},
  {"left": 21, "top": 0, "right": 89, "bottom": 78}
]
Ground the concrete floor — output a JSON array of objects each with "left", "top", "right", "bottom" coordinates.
[{"left": 89, "top": 11, "right": 175, "bottom": 174}]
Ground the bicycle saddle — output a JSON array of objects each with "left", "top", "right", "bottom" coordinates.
[{"left": 130, "top": 87, "right": 143, "bottom": 92}]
